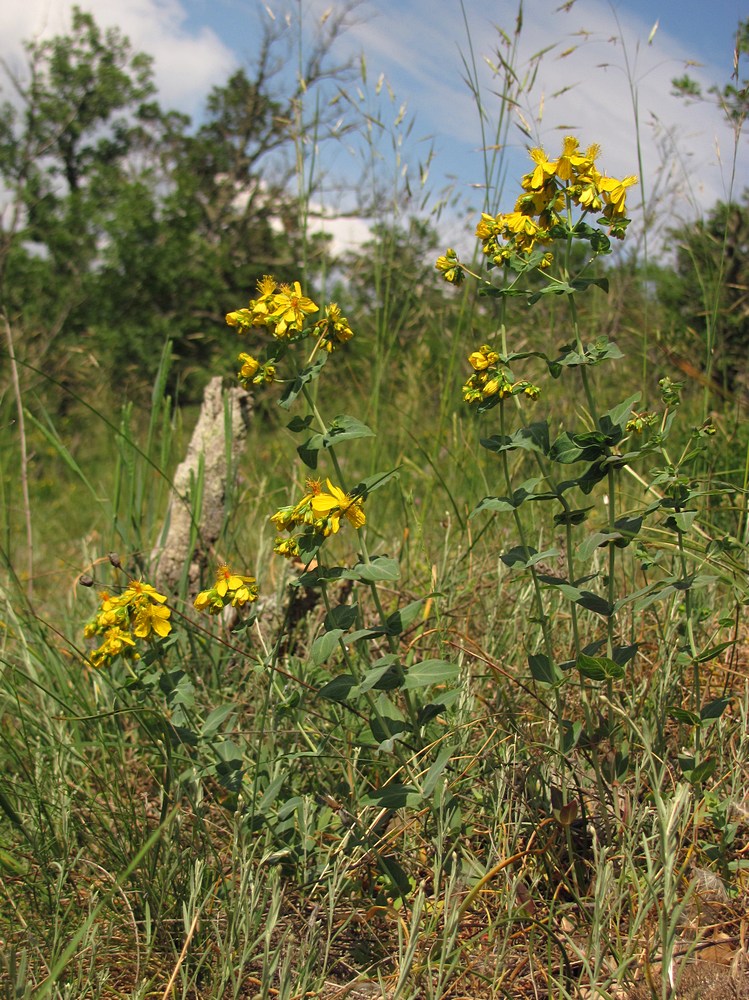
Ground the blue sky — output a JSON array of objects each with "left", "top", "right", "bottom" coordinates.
[{"left": 2, "top": 0, "right": 746, "bottom": 249}]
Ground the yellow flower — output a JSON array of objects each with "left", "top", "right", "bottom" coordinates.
[
  {"left": 269, "top": 281, "right": 318, "bottom": 336},
  {"left": 435, "top": 248, "right": 464, "bottom": 285},
  {"left": 468, "top": 346, "right": 500, "bottom": 371},
  {"left": 273, "top": 536, "right": 300, "bottom": 559},
  {"left": 133, "top": 603, "right": 172, "bottom": 639},
  {"left": 270, "top": 505, "right": 296, "bottom": 531},
  {"left": 90, "top": 626, "right": 137, "bottom": 668},
  {"left": 194, "top": 589, "right": 224, "bottom": 615},
  {"left": 475, "top": 214, "right": 499, "bottom": 240},
  {"left": 215, "top": 564, "right": 251, "bottom": 598},
  {"left": 555, "top": 136, "right": 583, "bottom": 181},
  {"left": 194, "top": 564, "right": 259, "bottom": 615},
  {"left": 237, "top": 353, "right": 259, "bottom": 379},
  {"left": 525, "top": 147, "right": 557, "bottom": 189},
  {"left": 226, "top": 307, "right": 254, "bottom": 333},
  {"left": 119, "top": 580, "right": 168, "bottom": 606},
  {"left": 293, "top": 478, "right": 323, "bottom": 516},
  {"left": 310, "top": 479, "right": 366, "bottom": 533},
  {"left": 255, "top": 274, "right": 277, "bottom": 299},
  {"left": 599, "top": 174, "right": 638, "bottom": 218},
  {"left": 502, "top": 212, "right": 539, "bottom": 238}
]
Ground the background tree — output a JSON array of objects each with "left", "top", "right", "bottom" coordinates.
[
  {"left": 0, "top": 4, "right": 358, "bottom": 400},
  {"left": 657, "top": 191, "right": 749, "bottom": 397}
]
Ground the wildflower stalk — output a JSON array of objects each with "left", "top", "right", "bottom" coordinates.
[
  {"left": 565, "top": 284, "right": 619, "bottom": 668},
  {"left": 300, "top": 383, "right": 423, "bottom": 740},
  {"left": 498, "top": 401, "right": 566, "bottom": 750}
]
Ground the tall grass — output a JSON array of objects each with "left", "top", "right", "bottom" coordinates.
[{"left": 1, "top": 5, "right": 748, "bottom": 1000}]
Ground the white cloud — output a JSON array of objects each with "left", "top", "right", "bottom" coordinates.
[
  {"left": 0, "top": 0, "right": 237, "bottom": 118},
  {"left": 338, "top": 0, "right": 747, "bottom": 223}
]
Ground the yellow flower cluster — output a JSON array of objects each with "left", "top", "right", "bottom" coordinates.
[
  {"left": 227, "top": 277, "right": 318, "bottom": 339},
  {"left": 194, "top": 565, "right": 259, "bottom": 616},
  {"left": 462, "top": 345, "right": 541, "bottom": 405},
  {"left": 271, "top": 477, "right": 366, "bottom": 559},
  {"left": 437, "top": 137, "right": 637, "bottom": 279},
  {"left": 225, "top": 276, "right": 356, "bottom": 388},
  {"left": 84, "top": 580, "right": 172, "bottom": 669},
  {"left": 435, "top": 248, "right": 464, "bottom": 285}
]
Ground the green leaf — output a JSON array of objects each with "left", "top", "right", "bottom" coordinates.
[
  {"left": 577, "top": 460, "right": 608, "bottom": 494},
  {"left": 500, "top": 546, "right": 559, "bottom": 569},
  {"left": 553, "top": 506, "right": 594, "bottom": 526},
  {"left": 317, "top": 674, "right": 357, "bottom": 702},
  {"left": 528, "top": 653, "right": 562, "bottom": 685},
  {"left": 386, "top": 599, "right": 426, "bottom": 635},
  {"left": 258, "top": 773, "right": 285, "bottom": 812},
  {"left": 347, "top": 469, "right": 400, "bottom": 498},
  {"left": 612, "top": 643, "right": 639, "bottom": 666},
  {"left": 369, "top": 714, "right": 410, "bottom": 750},
  {"left": 346, "top": 626, "right": 388, "bottom": 643},
  {"left": 665, "top": 510, "right": 698, "bottom": 532},
  {"left": 201, "top": 704, "right": 236, "bottom": 739},
  {"left": 549, "top": 431, "right": 607, "bottom": 464},
  {"left": 471, "top": 479, "right": 544, "bottom": 518},
  {"left": 571, "top": 276, "right": 609, "bottom": 293},
  {"left": 324, "top": 603, "right": 359, "bottom": 630},
  {"left": 311, "top": 628, "right": 344, "bottom": 666},
  {"left": 363, "top": 784, "right": 421, "bottom": 809},
  {"left": 668, "top": 706, "right": 700, "bottom": 726},
  {"left": 604, "top": 392, "right": 641, "bottom": 430},
  {"left": 297, "top": 433, "right": 325, "bottom": 469},
  {"left": 575, "top": 653, "right": 624, "bottom": 681},
  {"left": 685, "top": 757, "right": 717, "bottom": 785},
  {"left": 286, "top": 414, "right": 314, "bottom": 433},
  {"left": 296, "top": 565, "right": 343, "bottom": 587},
  {"left": 278, "top": 354, "right": 327, "bottom": 409},
  {"left": 343, "top": 556, "right": 400, "bottom": 582},
  {"left": 578, "top": 516, "right": 643, "bottom": 559},
  {"left": 574, "top": 591, "right": 614, "bottom": 617},
  {"left": 295, "top": 531, "right": 323, "bottom": 564},
  {"left": 700, "top": 697, "right": 731, "bottom": 721},
  {"left": 561, "top": 719, "right": 583, "bottom": 753},
  {"left": 422, "top": 745, "right": 454, "bottom": 797},
  {"left": 358, "top": 657, "right": 404, "bottom": 693},
  {"left": 696, "top": 641, "right": 736, "bottom": 663},
  {"left": 213, "top": 740, "right": 245, "bottom": 792},
  {"left": 480, "top": 422, "right": 550, "bottom": 456},
  {"left": 323, "top": 414, "right": 375, "bottom": 447},
  {"left": 402, "top": 659, "right": 459, "bottom": 690}
]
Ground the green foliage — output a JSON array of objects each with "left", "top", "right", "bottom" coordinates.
[
  {"left": 671, "top": 17, "right": 749, "bottom": 127},
  {"left": 1, "top": 6, "right": 749, "bottom": 998},
  {"left": 658, "top": 190, "right": 749, "bottom": 396}
]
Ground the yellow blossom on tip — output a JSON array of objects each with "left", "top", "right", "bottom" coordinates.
[
  {"left": 214, "top": 564, "right": 253, "bottom": 597},
  {"left": 475, "top": 214, "right": 499, "bottom": 240},
  {"left": 270, "top": 281, "right": 318, "bottom": 336},
  {"left": 194, "top": 564, "right": 259, "bottom": 615},
  {"left": 237, "top": 353, "right": 259, "bottom": 379},
  {"left": 599, "top": 174, "right": 638, "bottom": 217},
  {"left": 435, "top": 248, "right": 464, "bottom": 285},
  {"left": 311, "top": 479, "right": 366, "bottom": 533},
  {"left": 502, "top": 212, "right": 540, "bottom": 238},
  {"left": 555, "top": 136, "right": 582, "bottom": 181},
  {"left": 526, "top": 147, "right": 557, "bottom": 189},
  {"left": 273, "top": 536, "right": 300, "bottom": 559},
  {"left": 194, "top": 589, "right": 224, "bottom": 615},
  {"left": 256, "top": 274, "right": 277, "bottom": 298},
  {"left": 120, "top": 580, "right": 168, "bottom": 605},
  {"left": 133, "top": 603, "right": 172, "bottom": 639},
  {"left": 468, "top": 346, "right": 500, "bottom": 370},
  {"left": 90, "top": 626, "right": 137, "bottom": 668}
]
